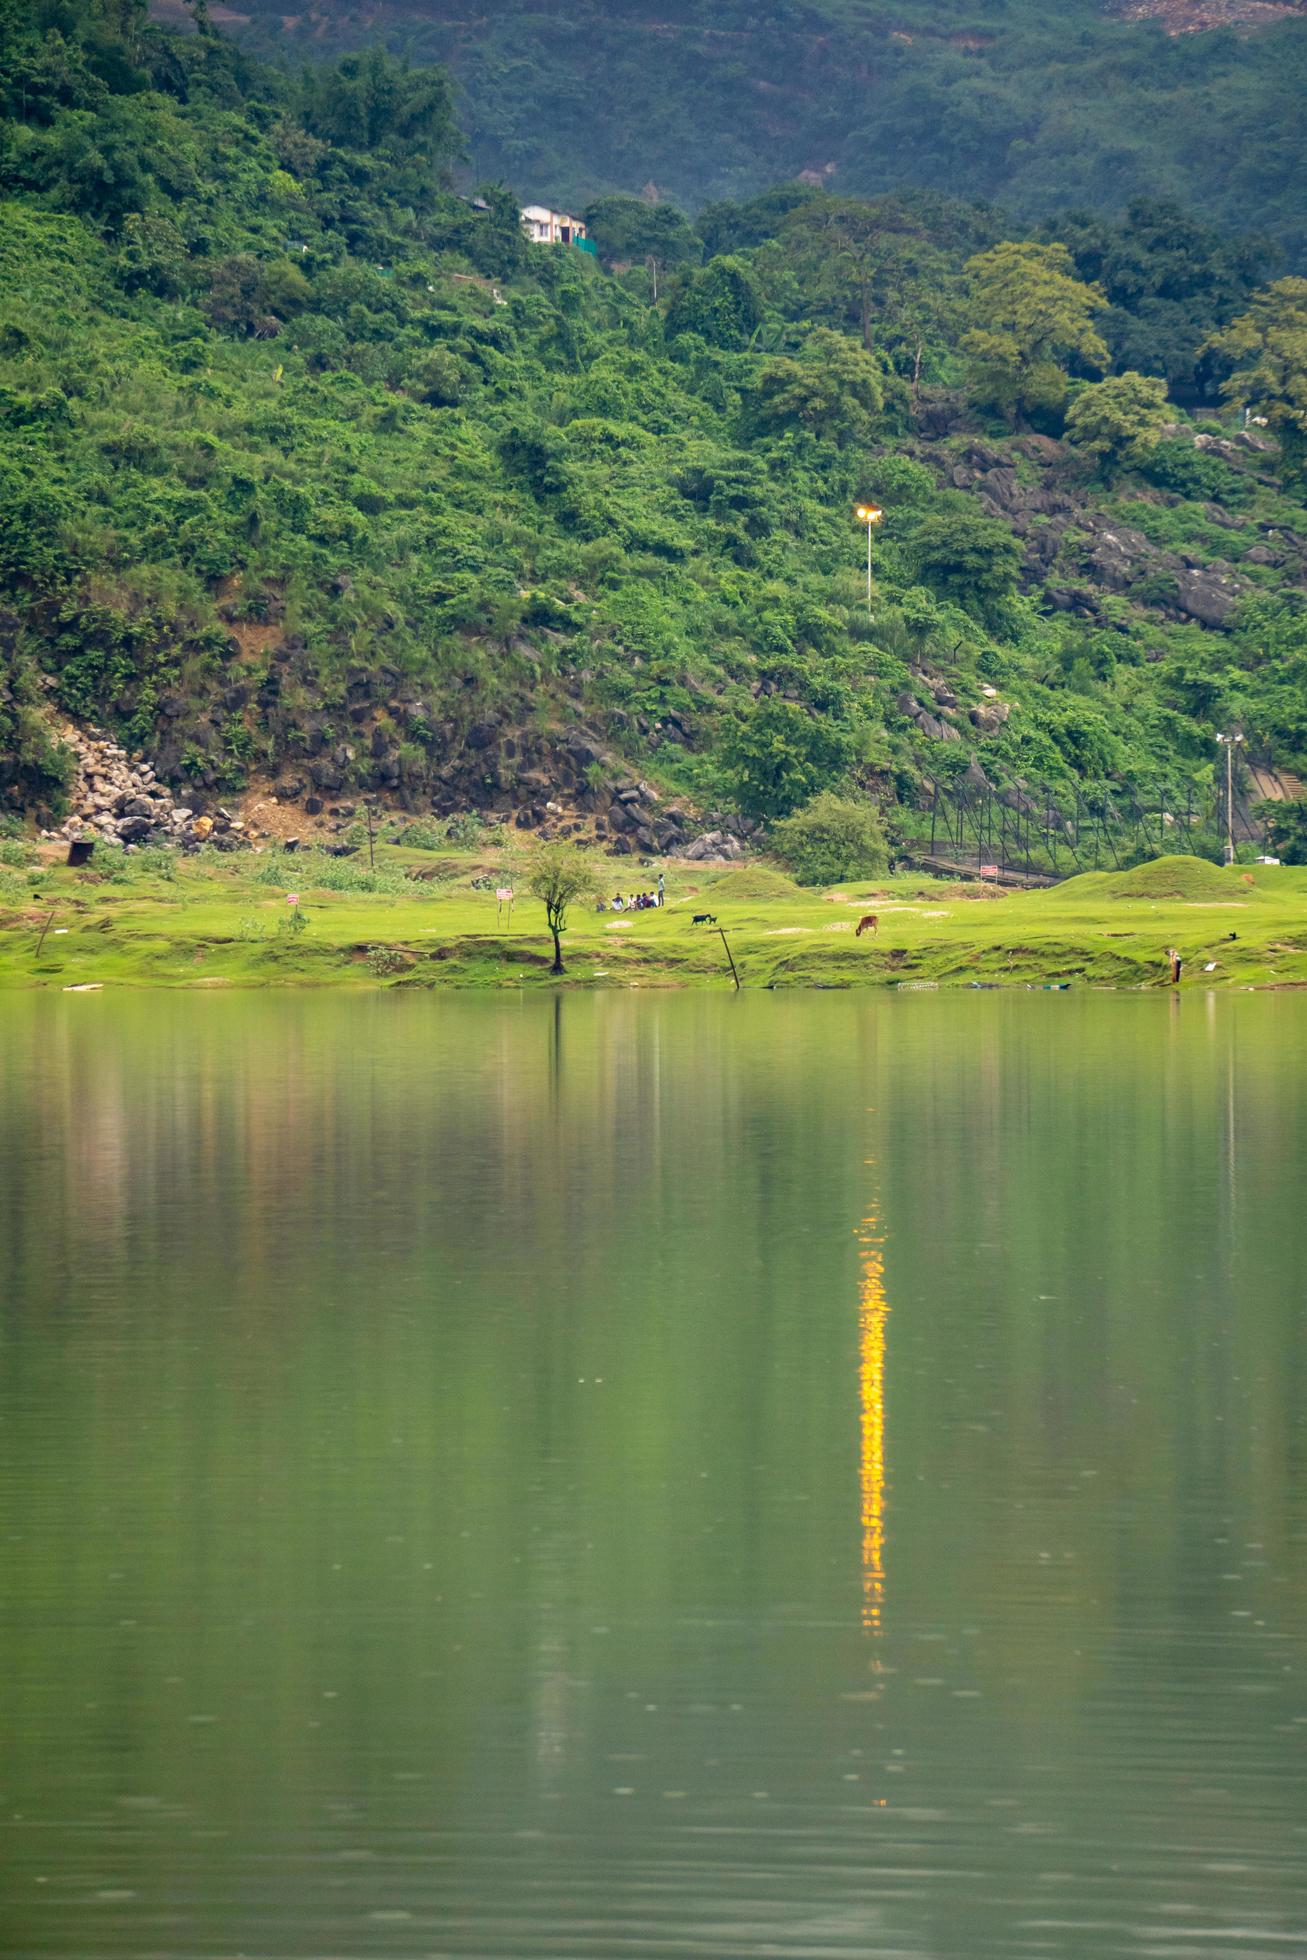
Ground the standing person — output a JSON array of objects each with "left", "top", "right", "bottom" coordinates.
[
  {"left": 1167, "top": 947, "right": 1183, "bottom": 985},
  {"left": 657, "top": 871, "right": 665, "bottom": 908}
]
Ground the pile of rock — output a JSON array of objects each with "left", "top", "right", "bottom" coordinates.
[
  {"left": 674, "top": 828, "right": 749, "bottom": 863},
  {"left": 43, "top": 723, "right": 246, "bottom": 851}
]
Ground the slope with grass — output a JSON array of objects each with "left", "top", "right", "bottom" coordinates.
[{"left": 3, "top": 2, "right": 1307, "bottom": 860}]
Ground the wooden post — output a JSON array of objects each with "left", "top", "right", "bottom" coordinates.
[
  {"left": 366, "top": 802, "right": 376, "bottom": 873},
  {"left": 35, "top": 907, "right": 57, "bottom": 959},
  {"left": 717, "top": 925, "right": 740, "bottom": 991}
]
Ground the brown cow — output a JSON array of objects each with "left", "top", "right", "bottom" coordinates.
[{"left": 856, "top": 914, "right": 879, "bottom": 937}]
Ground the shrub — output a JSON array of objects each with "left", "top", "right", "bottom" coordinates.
[
  {"left": 722, "top": 700, "right": 855, "bottom": 821},
  {"left": 1064, "top": 372, "right": 1171, "bottom": 474},
  {"left": 366, "top": 945, "right": 409, "bottom": 975},
  {"left": 770, "top": 793, "right": 889, "bottom": 886},
  {"left": 132, "top": 845, "right": 177, "bottom": 879}
]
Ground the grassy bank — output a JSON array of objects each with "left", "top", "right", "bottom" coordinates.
[{"left": 2, "top": 846, "right": 1305, "bottom": 992}]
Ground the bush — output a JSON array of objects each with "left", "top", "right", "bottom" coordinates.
[
  {"left": 1142, "top": 438, "right": 1250, "bottom": 505},
  {"left": 366, "top": 945, "right": 410, "bottom": 975},
  {"left": 1064, "top": 372, "right": 1171, "bottom": 474},
  {"left": 132, "top": 845, "right": 177, "bottom": 880},
  {"left": 770, "top": 793, "right": 889, "bottom": 885},
  {"left": 722, "top": 700, "right": 855, "bottom": 821},
  {"left": 252, "top": 850, "right": 412, "bottom": 894}
]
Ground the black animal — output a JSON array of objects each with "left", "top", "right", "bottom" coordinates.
[{"left": 692, "top": 913, "right": 718, "bottom": 926}]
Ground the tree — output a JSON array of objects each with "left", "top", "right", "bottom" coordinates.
[
  {"left": 203, "top": 254, "right": 310, "bottom": 336},
  {"left": 300, "top": 47, "right": 458, "bottom": 166},
  {"left": 583, "top": 195, "right": 700, "bottom": 298},
  {"left": 962, "top": 242, "right": 1108, "bottom": 424},
  {"left": 1050, "top": 199, "right": 1269, "bottom": 402},
  {"left": 115, "top": 213, "right": 189, "bottom": 297},
  {"left": 1204, "top": 279, "right": 1307, "bottom": 482},
  {"left": 1256, "top": 800, "right": 1307, "bottom": 865},
  {"left": 748, "top": 329, "right": 885, "bottom": 447},
  {"left": 907, "top": 508, "right": 1022, "bottom": 618},
  {"left": 665, "top": 256, "right": 763, "bottom": 350},
  {"left": 722, "top": 700, "right": 854, "bottom": 821},
  {"left": 1064, "top": 371, "right": 1172, "bottom": 475},
  {"left": 527, "top": 843, "right": 602, "bottom": 974},
  {"left": 771, "top": 792, "right": 888, "bottom": 885}
]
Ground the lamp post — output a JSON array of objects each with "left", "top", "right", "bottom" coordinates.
[
  {"left": 855, "top": 504, "right": 883, "bottom": 623},
  {"left": 1216, "top": 731, "right": 1244, "bottom": 865}
]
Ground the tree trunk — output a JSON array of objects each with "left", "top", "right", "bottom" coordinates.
[{"left": 550, "top": 923, "right": 564, "bottom": 975}]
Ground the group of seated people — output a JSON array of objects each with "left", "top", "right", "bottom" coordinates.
[{"left": 600, "top": 890, "right": 662, "bottom": 912}]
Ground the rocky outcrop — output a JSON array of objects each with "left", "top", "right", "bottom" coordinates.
[{"left": 917, "top": 432, "right": 1277, "bottom": 632}]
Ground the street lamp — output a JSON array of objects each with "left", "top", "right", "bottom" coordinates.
[
  {"left": 855, "top": 504, "right": 883, "bottom": 623},
  {"left": 1216, "top": 731, "right": 1244, "bottom": 865}
]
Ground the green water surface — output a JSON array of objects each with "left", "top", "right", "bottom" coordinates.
[{"left": 1, "top": 992, "right": 1305, "bottom": 1958}]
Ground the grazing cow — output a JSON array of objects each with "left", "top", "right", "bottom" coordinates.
[
  {"left": 692, "top": 913, "right": 718, "bottom": 926},
  {"left": 856, "top": 914, "right": 879, "bottom": 937}
]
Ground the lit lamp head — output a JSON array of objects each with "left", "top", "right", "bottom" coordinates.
[{"left": 856, "top": 505, "right": 883, "bottom": 525}]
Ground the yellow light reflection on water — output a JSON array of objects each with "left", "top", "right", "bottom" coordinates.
[{"left": 857, "top": 1175, "right": 889, "bottom": 1634}]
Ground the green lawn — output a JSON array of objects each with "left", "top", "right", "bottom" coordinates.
[{"left": 2, "top": 848, "right": 1305, "bottom": 992}]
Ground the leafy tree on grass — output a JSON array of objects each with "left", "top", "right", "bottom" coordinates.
[
  {"left": 528, "top": 843, "right": 602, "bottom": 975},
  {"left": 1064, "top": 371, "right": 1172, "bottom": 475},
  {"left": 771, "top": 792, "right": 888, "bottom": 885},
  {"left": 962, "top": 241, "right": 1108, "bottom": 424}
]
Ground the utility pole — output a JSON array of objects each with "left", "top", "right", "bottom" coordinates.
[
  {"left": 717, "top": 925, "right": 740, "bottom": 991},
  {"left": 1216, "top": 732, "right": 1244, "bottom": 866},
  {"left": 855, "top": 505, "right": 883, "bottom": 624}
]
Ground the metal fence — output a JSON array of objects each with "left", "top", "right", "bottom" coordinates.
[{"left": 902, "top": 767, "right": 1267, "bottom": 883}]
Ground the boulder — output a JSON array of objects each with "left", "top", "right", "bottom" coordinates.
[{"left": 1174, "top": 568, "right": 1241, "bottom": 628}]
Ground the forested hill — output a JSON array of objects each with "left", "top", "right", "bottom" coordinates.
[
  {"left": 218, "top": 0, "right": 1307, "bottom": 256},
  {"left": 2, "top": 0, "right": 1306, "bottom": 859}
]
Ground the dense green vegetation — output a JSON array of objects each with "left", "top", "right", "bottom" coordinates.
[
  {"left": 232, "top": 0, "right": 1307, "bottom": 260},
  {"left": 1, "top": 0, "right": 1306, "bottom": 851}
]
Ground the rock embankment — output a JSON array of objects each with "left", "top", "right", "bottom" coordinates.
[{"left": 44, "top": 722, "right": 246, "bottom": 850}]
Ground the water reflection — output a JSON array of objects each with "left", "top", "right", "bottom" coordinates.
[
  {"left": 856, "top": 1174, "right": 890, "bottom": 1634},
  {"left": 3, "top": 992, "right": 1307, "bottom": 1960}
]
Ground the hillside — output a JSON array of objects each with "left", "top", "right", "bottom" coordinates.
[
  {"left": 2, "top": 1, "right": 1306, "bottom": 867},
  {"left": 218, "top": 0, "right": 1307, "bottom": 256}
]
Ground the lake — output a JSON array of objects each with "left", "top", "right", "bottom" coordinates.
[{"left": 2, "top": 991, "right": 1306, "bottom": 1959}]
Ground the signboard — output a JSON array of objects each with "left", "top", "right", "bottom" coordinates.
[{"left": 980, "top": 864, "right": 999, "bottom": 879}]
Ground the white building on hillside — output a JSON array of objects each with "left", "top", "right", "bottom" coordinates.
[{"left": 521, "top": 204, "right": 589, "bottom": 246}]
